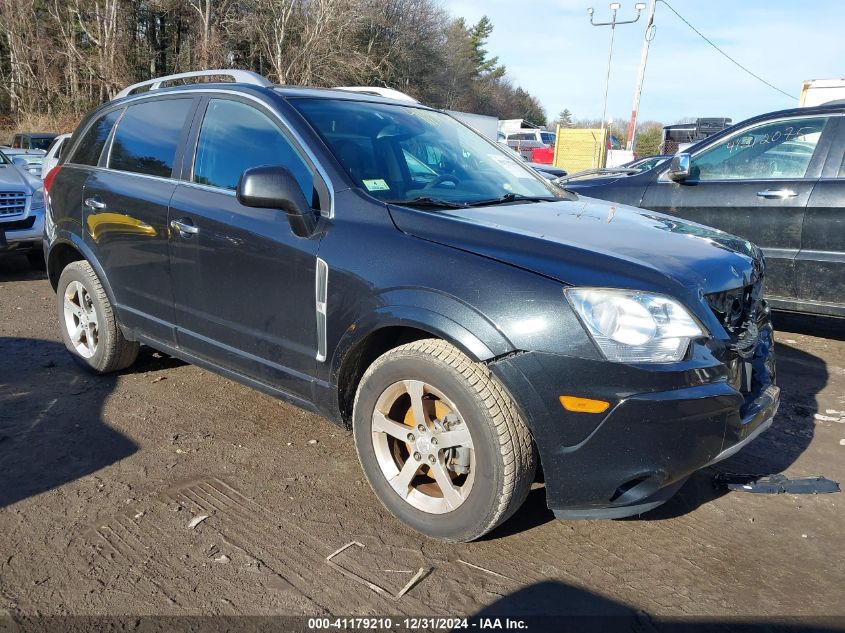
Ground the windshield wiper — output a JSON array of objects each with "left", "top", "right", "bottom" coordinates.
[
  {"left": 385, "top": 196, "right": 469, "bottom": 209},
  {"left": 466, "top": 193, "right": 558, "bottom": 207}
]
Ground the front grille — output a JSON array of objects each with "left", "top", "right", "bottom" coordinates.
[
  {"left": 705, "top": 275, "right": 775, "bottom": 406},
  {"left": 706, "top": 282, "right": 762, "bottom": 335},
  {"left": 706, "top": 274, "right": 768, "bottom": 351},
  {"left": 0, "top": 191, "right": 27, "bottom": 217}
]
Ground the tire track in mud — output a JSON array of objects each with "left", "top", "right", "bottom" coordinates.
[
  {"left": 82, "top": 476, "right": 492, "bottom": 616},
  {"left": 165, "top": 477, "right": 443, "bottom": 615}
]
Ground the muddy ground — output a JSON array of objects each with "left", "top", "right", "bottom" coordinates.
[{"left": 1, "top": 254, "right": 844, "bottom": 629}]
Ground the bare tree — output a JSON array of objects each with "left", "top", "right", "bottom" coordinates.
[
  {"left": 0, "top": 0, "right": 548, "bottom": 132},
  {"left": 186, "top": 0, "right": 233, "bottom": 69}
]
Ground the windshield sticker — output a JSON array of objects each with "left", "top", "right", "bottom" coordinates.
[
  {"left": 363, "top": 179, "right": 390, "bottom": 192},
  {"left": 488, "top": 153, "right": 533, "bottom": 178}
]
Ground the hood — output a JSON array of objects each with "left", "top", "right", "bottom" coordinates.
[
  {"left": 565, "top": 174, "right": 629, "bottom": 188},
  {"left": 0, "top": 163, "right": 38, "bottom": 191},
  {"left": 389, "top": 195, "right": 763, "bottom": 299}
]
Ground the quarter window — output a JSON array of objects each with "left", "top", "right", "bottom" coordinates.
[
  {"left": 70, "top": 109, "right": 122, "bottom": 166},
  {"left": 690, "top": 117, "right": 828, "bottom": 180},
  {"left": 192, "top": 99, "right": 314, "bottom": 201},
  {"left": 109, "top": 99, "right": 193, "bottom": 177}
]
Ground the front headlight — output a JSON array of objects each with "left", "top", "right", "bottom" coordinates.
[
  {"left": 566, "top": 288, "right": 705, "bottom": 363},
  {"left": 30, "top": 187, "right": 45, "bottom": 210}
]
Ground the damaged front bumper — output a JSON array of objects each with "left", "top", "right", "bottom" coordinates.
[{"left": 490, "top": 333, "right": 779, "bottom": 520}]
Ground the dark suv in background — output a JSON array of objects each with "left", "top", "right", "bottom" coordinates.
[
  {"left": 10, "top": 132, "right": 58, "bottom": 151},
  {"left": 44, "top": 70, "right": 779, "bottom": 542},
  {"left": 566, "top": 105, "right": 845, "bottom": 319}
]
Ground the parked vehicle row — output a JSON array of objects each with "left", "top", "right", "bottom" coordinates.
[{"left": 42, "top": 70, "right": 779, "bottom": 542}]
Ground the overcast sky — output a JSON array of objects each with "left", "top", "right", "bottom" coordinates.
[{"left": 447, "top": 0, "right": 845, "bottom": 126}]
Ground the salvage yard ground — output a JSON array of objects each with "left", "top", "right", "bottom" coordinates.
[{"left": 1, "top": 257, "right": 844, "bottom": 624}]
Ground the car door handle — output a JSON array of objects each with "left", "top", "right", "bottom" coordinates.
[
  {"left": 84, "top": 197, "right": 106, "bottom": 210},
  {"left": 756, "top": 189, "right": 798, "bottom": 199},
  {"left": 170, "top": 219, "right": 199, "bottom": 236}
]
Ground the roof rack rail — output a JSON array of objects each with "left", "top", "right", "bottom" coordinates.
[
  {"left": 114, "top": 69, "right": 273, "bottom": 100},
  {"left": 333, "top": 86, "right": 419, "bottom": 103}
]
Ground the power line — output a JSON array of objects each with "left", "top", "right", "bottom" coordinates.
[{"left": 657, "top": 0, "right": 798, "bottom": 101}]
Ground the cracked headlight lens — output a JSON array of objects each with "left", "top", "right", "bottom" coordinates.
[{"left": 566, "top": 288, "right": 705, "bottom": 363}]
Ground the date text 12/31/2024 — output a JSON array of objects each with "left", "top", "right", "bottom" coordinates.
[{"left": 307, "top": 617, "right": 529, "bottom": 630}]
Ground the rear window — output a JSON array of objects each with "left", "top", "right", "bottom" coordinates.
[
  {"left": 71, "top": 110, "right": 122, "bottom": 166},
  {"left": 30, "top": 137, "right": 54, "bottom": 151},
  {"left": 109, "top": 99, "right": 193, "bottom": 178}
]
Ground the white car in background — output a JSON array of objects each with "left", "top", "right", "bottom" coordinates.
[
  {"left": 41, "top": 133, "right": 71, "bottom": 178},
  {"left": 0, "top": 148, "right": 46, "bottom": 269}
]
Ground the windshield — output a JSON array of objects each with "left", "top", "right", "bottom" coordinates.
[
  {"left": 0, "top": 151, "right": 8, "bottom": 165},
  {"left": 291, "top": 98, "right": 564, "bottom": 205}
]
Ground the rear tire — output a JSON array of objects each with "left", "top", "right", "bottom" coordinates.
[
  {"left": 56, "top": 260, "right": 139, "bottom": 373},
  {"left": 353, "top": 338, "right": 536, "bottom": 542}
]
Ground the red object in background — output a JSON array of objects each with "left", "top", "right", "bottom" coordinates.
[
  {"left": 530, "top": 147, "right": 554, "bottom": 164},
  {"left": 43, "top": 165, "right": 61, "bottom": 193}
]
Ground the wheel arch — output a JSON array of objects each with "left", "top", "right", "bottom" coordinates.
[
  {"left": 47, "top": 240, "right": 84, "bottom": 291},
  {"left": 331, "top": 306, "right": 514, "bottom": 426},
  {"left": 47, "top": 236, "right": 119, "bottom": 313}
]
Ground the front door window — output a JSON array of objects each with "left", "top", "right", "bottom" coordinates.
[{"left": 690, "top": 117, "right": 828, "bottom": 181}]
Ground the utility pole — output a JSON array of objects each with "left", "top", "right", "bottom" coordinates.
[
  {"left": 588, "top": 3, "right": 645, "bottom": 167},
  {"left": 625, "top": 0, "right": 657, "bottom": 152}
]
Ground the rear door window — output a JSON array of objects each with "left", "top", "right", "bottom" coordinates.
[
  {"left": 109, "top": 99, "right": 193, "bottom": 178},
  {"left": 70, "top": 109, "right": 122, "bottom": 166},
  {"left": 192, "top": 98, "right": 314, "bottom": 200}
]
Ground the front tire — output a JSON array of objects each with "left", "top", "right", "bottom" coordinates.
[
  {"left": 56, "top": 260, "right": 139, "bottom": 373},
  {"left": 353, "top": 339, "right": 536, "bottom": 542}
]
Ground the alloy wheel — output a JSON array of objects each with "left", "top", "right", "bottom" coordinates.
[
  {"left": 371, "top": 379, "right": 475, "bottom": 514},
  {"left": 63, "top": 280, "right": 99, "bottom": 358}
]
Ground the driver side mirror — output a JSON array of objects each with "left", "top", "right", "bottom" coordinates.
[
  {"left": 667, "top": 153, "right": 691, "bottom": 182},
  {"left": 236, "top": 165, "right": 316, "bottom": 237},
  {"left": 11, "top": 157, "right": 29, "bottom": 169}
]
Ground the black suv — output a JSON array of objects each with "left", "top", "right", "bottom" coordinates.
[
  {"left": 43, "top": 70, "right": 779, "bottom": 542},
  {"left": 566, "top": 105, "right": 845, "bottom": 319}
]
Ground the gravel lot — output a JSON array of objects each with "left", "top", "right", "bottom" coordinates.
[{"left": 1, "top": 254, "right": 844, "bottom": 628}]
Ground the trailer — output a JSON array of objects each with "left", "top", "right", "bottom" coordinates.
[
  {"left": 799, "top": 79, "right": 845, "bottom": 107},
  {"left": 659, "top": 118, "right": 731, "bottom": 154}
]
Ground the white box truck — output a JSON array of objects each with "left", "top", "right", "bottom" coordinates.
[{"left": 799, "top": 79, "right": 845, "bottom": 107}]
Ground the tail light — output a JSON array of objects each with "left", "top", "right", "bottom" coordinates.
[{"left": 43, "top": 165, "right": 61, "bottom": 194}]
